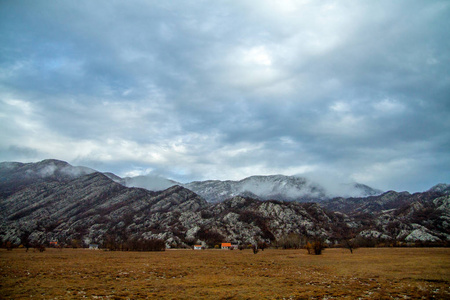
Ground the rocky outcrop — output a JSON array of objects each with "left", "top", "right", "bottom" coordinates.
[
  {"left": 322, "top": 191, "right": 450, "bottom": 243},
  {"left": 0, "top": 172, "right": 208, "bottom": 247},
  {"left": 0, "top": 159, "right": 448, "bottom": 247}
]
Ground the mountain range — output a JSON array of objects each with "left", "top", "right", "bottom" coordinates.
[
  {"left": 183, "top": 175, "right": 382, "bottom": 202},
  {"left": 0, "top": 159, "right": 448, "bottom": 248},
  {"left": 103, "top": 167, "right": 382, "bottom": 202}
]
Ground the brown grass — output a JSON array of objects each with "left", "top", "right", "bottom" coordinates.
[{"left": 0, "top": 247, "right": 449, "bottom": 299}]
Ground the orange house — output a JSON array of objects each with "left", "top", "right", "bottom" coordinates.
[{"left": 221, "top": 243, "right": 232, "bottom": 250}]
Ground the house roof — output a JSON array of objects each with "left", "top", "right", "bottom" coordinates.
[
  {"left": 221, "top": 243, "right": 232, "bottom": 247},
  {"left": 194, "top": 245, "right": 202, "bottom": 247}
]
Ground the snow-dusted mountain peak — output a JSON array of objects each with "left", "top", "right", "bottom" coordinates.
[{"left": 184, "top": 174, "right": 382, "bottom": 203}]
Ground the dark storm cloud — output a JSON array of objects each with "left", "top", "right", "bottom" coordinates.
[{"left": 0, "top": 0, "right": 449, "bottom": 192}]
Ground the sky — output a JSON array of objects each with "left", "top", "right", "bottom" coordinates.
[{"left": 0, "top": 0, "right": 449, "bottom": 192}]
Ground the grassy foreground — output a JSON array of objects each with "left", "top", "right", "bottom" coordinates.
[{"left": 0, "top": 247, "right": 449, "bottom": 299}]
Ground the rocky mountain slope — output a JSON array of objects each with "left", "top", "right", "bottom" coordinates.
[
  {"left": 111, "top": 172, "right": 382, "bottom": 202},
  {"left": 321, "top": 186, "right": 450, "bottom": 244},
  {"left": 322, "top": 184, "right": 450, "bottom": 215},
  {"left": 0, "top": 173, "right": 350, "bottom": 247},
  {"left": 0, "top": 171, "right": 207, "bottom": 247},
  {"left": 184, "top": 175, "right": 382, "bottom": 202},
  {"left": 0, "top": 159, "right": 94, "bottom": 197},
  {"left": 0, "top": 159, "right": 448, "bottom": 248}
]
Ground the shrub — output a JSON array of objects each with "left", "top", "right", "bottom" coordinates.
[
  {"left": 257, "top": 241, "right": 268, "bottom": 251},
  {"left": 195, "top": 227, "right": 225, "bottom": 248},
  {"left": 312, "top": 241, "right": 324, "bottom": 255},
  {"left": 276, "top": 233, "right": 307, "bottom": 249},
  {"left": 200, "top": 211, "right": 214, "bottom": 219},
  {"left": 306, "top": 240, "right": 325, "bottom": 255}
]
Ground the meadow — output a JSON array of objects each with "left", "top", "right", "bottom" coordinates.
[{"left": 0, "top": 247, "right": 449, "bottom": 299}]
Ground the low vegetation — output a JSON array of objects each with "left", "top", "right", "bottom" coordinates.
[{"left": 1, "top": 247, "right": 448, "bottom": 299}]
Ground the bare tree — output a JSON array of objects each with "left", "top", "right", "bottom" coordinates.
[
  {"left": 20, "top": 231, "right": 31, "bottom": 252},
  {"left": 276, "top": 233, "right": 307, "bottom": 249},
  {"left": 333, "top": 224, "right": 358, "bottom": 254},
  {"left": 6, "top": 241, "right": 13, "bottom": 251}
]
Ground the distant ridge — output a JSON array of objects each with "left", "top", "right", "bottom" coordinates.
[
  {"left": 1, "top": 159, "right": 382, "bottom": 202},
  {"left": 111, "top": 172, "right": 383, "bottom": 203},
  {"left": 183, "top": 175, "right": 382, "bottom": 203}
]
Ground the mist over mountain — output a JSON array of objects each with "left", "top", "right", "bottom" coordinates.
[
  {"left": 183, "top": 175, "right": 382, "bottom": 203},
  {"left": 0, "top": 159, "right": 95, "bottom": 197},
  {"left": 0, "top": 159, "right": 448, "bottom": 248},
  {"left": 112, "top": 172, "right": 382, "bottom": 203},
  {"left": 118, "top": 175, "right": 179, "bottom": 192}
]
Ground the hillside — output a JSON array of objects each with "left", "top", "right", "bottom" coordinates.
[
  {"left": 0, "top": 171, "right": 206, "bottom": 247},
  {"left": 0, "top": 159, "right": 94, "bottom": 197},
  {"left": 0, "top": 159, "right": 448, "bottom": 248}
]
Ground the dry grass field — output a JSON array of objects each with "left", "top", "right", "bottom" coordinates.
[{"left": 0, "top": 247, "right": 449, "bottom": 299}]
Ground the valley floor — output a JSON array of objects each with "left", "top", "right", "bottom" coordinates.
[{"left": 0, "top": 247, "right": 449, "bottom": 299}]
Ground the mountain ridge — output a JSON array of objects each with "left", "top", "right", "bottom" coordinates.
[
  {"left": 0, "top": 159, "right": 448, "bottom": 248},
  {"left": 1, "top": 159, "right": 383, "bottom": 202},
  {"left": 183, "top": 175, "right": 382, "bottom": 203}
]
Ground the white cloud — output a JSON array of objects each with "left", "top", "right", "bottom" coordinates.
[
  {"left": 372, "top": 98, "right": 406, "bottom": 114},
  {"left": 0, "top": 0, "right": 449, "bottom": 192},
  {"left": 330, "top": 101, "right": 351, "bottom": 113},
  {"left": 242, "top": 46, "right": 273, "bottom": 66}
]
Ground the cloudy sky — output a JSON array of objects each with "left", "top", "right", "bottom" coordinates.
[{"left": 1, "top": 0, "right": 449, "bottom": 192}]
